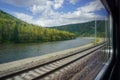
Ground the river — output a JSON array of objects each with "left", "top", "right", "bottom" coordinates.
[{"left": 0, "top": 37, "right": 93, "bottom": 64}]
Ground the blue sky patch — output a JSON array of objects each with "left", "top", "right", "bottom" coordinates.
[{"left": 0, "top": 0, "right": 108, "bottom": 27}]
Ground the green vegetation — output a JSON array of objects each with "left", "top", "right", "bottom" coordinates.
[
  {"left": 50, "top": 20, "right": 106, "bottom": 37},
  {"left": 92, "top": 38, "right": 101, "bottom": 45},
  {"left": 0, "top": 10, "right": 76, "bottom": 43}
]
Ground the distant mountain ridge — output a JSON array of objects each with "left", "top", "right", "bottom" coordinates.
[{"left": 49, "top": 20, "right": 106, "bottom": 37}]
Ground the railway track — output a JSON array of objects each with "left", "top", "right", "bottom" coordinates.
[{"left": 0, "top": 42, "right": 106, "bottom": 80}]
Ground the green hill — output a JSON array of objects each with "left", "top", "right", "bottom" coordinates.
[
  {"left": 0, "top": 10, "right": 76, "bottom": 43},
  {"left": 50, "top": 20, "right": 106, "bottom": 37}
]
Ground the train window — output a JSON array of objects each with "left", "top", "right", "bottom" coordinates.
[{"left": 0, "top": 0, "right": 112, "bottom": 80}]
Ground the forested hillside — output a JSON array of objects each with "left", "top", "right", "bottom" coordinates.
[
  {"left": 50, "top": 20, "right": 106, "bottom": 37},
  {"left": 0, "top": 10, "right": 76, "bottom": 43}
]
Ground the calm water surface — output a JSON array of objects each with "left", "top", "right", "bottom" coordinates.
[{"left": 0, "top": 37, "right": 93, "bottom": 63}]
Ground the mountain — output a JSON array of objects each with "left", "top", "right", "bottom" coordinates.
[
  {"left": 49, "top": 20, "right": 106, "bottom": 37},
  {"left": 0, "top": 10, "right": 76, "bottom": 43}
]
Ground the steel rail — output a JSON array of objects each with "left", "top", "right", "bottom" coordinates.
[{"left": 0, "top": 42, "right": 107, "bottom": 80}]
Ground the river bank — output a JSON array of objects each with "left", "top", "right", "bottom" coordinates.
[
  {"left": 0, "top": 37, "right": 105, "bottom": 77},
  {"left": 0, "top": 37, "right": 93, "bottom": 63},
  {"left": 0, "top": 42, "right": 94, "bottom": 76}
]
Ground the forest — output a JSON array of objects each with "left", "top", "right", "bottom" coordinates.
[
  {"left": 0, "top": 10, "right": 76, "bottom": 43},
  {"left": 50, "top": 20, "right": 107, "bottom": 37}
]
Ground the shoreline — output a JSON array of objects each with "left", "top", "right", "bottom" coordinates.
[
  {"left": 0, "top": 37, "right": 94, "bottom": 64},
  {"left": 0, "top": 38, "right": 104, "bottom": 76},
  {"left": 0, "top": 42, "right": 94, "bottom": 75},
  {"left": 80, "top": 37, "right": 95, "bottom": 39}
]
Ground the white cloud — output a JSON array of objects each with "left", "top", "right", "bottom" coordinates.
[
  {"left": 54, "top": 0, "right": 64, "bottom": 9},
  {"left": 4, "top": 0, "right": 64, "bottom": 14},
  {"left": 3, "top": 0, "right": 45, "bottom": 7},
  {"left": 29, "top": 0, "right": 64, "bottom": 14},
  {"left": 14, "top": 12, "right": 33, "bottom": 23},
  {"left": 29, "top": 0, "right": 53, "bottom": 14},
  {"left": 77, "top": 0, "right": 104, "bottom": 13},
  {"left": 70, "top": 0, "right": 78, "bottom": 4},
  {"left": 9, "top": 0, "right": 105, "bottom": 27}
]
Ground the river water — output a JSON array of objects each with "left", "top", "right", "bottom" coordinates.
[{"left": 0, "top": 37, "right": 93, "bottom": 64}]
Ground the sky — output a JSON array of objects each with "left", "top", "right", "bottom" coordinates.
[{"left": 0, "top": 0, "right": 108, "bottom": 27}]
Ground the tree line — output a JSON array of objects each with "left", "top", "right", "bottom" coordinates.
[
  {"left": 0, "top": 10, "right": 76, "bottom": 43},
  {"left": 50, "top": 20, "right": 107, "bottom": 37}
]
